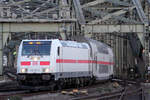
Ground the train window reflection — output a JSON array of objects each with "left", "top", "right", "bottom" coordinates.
[{"left": 22, "top": 41, "right": 51, "bottom": 56}]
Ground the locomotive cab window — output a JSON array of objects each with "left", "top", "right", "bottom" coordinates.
[{"left": 22, "top": 41, "right": 51, "bottom": 56}]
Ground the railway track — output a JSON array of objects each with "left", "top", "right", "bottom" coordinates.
[
  {"left": 70, "top": 79, "right": 143, "bottom": 100},
  {"left": 70, "top": 87, "right": 143, "bottom": 100},
  {"left": 0, "top": 78, "right": 142, "bottom": 100}
]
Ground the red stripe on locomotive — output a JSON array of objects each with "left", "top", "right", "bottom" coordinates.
[
  {"left": 21, "top": 61, "right": 31, "bottom": 66},
  {"left": 40, "top": 61, "right": 50, "bottom": 65}
]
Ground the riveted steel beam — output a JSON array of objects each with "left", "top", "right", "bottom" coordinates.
[{"left": 84, "top": 24, "right": 144, "bottom": 34}]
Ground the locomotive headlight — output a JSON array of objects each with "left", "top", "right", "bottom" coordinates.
[
  {"left": 33, "top": 57, "right": 38, "bottom": 61},
  {"left": 21, "top": 68, "right": 27, "bottom": 73},
  {"left": 31, "top": 57, "right": 40, "bottom": 61},
  {"left": 43, "top": 68, "right": 50, "bottom": 73}
]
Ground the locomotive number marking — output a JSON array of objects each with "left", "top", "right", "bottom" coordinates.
[
  {"left": 32, "top": 61, "right": 38, "bottom": 66},
  {"left": 30, "top": 69, "right": 40, "bottom": 72}
]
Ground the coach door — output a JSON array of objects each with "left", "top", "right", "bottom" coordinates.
[
  {"left": 95, "top": 53, "right": 103, "bottom": 77},
  {"left": 57, "top": 47, "right": 63, "bottom": 72},
  {"left": 93, "top": 53, "right": 99, "bottom": 76}
]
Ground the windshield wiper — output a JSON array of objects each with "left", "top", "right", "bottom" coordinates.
[
  {"left": 34, "top": 47, "right": 42, "bottom": 56},
  {"left": 27, "top": 50, "right": 33, "bottom": 57}
]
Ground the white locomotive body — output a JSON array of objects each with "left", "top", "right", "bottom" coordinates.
[{"left": 17, "top": 39, "right": 114, "bottom": 86}]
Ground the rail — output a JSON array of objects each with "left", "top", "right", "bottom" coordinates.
[{"left": 71, "top": 87, "right": 143, "bottom": 100}]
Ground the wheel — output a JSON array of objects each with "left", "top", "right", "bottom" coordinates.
[{"left": 49, "top": 81, "right": 56, "bottom": 91}]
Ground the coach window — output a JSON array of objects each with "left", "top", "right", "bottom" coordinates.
[{"left": 58, "top": 47, "right": 60, "bottom": 56}]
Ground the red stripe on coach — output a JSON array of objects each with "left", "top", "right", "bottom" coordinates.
[
  {"left": 97, "top": 61, "right": 114, "bottom": 65},
  {"left": 77, "top": 60, "right": 89, "bottom": 63},
  {"left": 21, "top": 61, "right": 31, "bottom": 66},
  {"left": 40, "top": 61, "right": 50, "bottom": 65},
  {"left": 56, "top": 59, "right": 113, "bottom": 65},
  {"left": 56, "top": 59, "right": 76, "bottom": 63}
]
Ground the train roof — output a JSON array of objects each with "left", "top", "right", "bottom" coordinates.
[
  {"left": 60, "top": 41, "right": 89, "bottom": 49},
  {"left": 21, "top": 40, "right": 52, "bottom": 41},
  {"left": 21, "top": 39, "right": 89, "bottom": 49}
]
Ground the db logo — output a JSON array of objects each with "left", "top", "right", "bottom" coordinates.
[{"left": 32, "top": 61, "right": 38, "bottom": 66}]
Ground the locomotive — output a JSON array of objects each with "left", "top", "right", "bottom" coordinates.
[{"left": 17, "top": 39, "right": 114, "bottom": 88}]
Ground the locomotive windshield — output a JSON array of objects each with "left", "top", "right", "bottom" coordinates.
[{"left": 22, "top": 41, "right": 51, "bottom": 56}]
